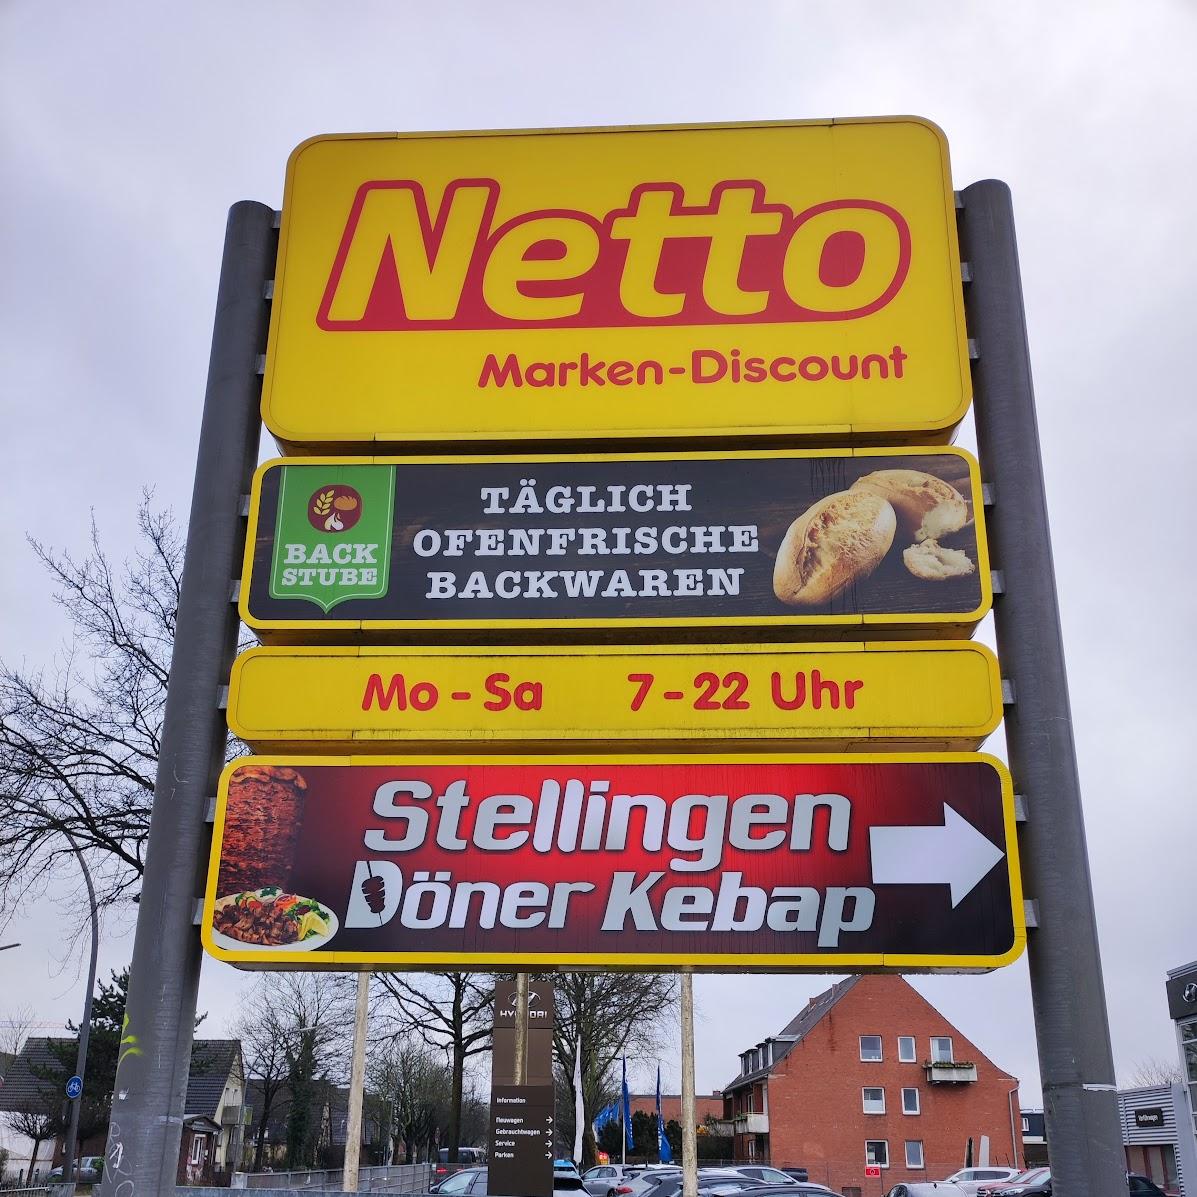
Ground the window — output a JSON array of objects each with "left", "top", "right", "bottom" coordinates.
[
  {"left": 865, "top": 1141, "right": 889, "bottom": 1168},
  {"left": 897, "top": 1035, "right": 916, "bottom": 1062},
  {"left": 438, "top": 1172, "right": 475, "bottom": 1195},
  {"left": 930, "top": 1036, "right": 954, "bottom": 1063},
  {"left": 905, "top": 1141, "right": 925, "bottom": 1169},
  {"left": 860, "top": 1035, "right": 883, "bottom": 1061},
  {"left": 901, "top": 1087, "right": 920, "bottom": 1115},
  {"left": 189, "top": 1136, "right": 204, "bottom": 1165},
  {"left": 863, "top": 1087, "right": 886, "bottom": 1114}
]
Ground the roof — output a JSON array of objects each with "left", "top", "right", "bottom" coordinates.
[
  {"left": 0, "top": 1036, "right": 69, "bottom": 1112},
  {"left": 723, "top": 977, "right": 861, "bottom": 1091},
  {"left": 0, "top": 1037, "right": 241, "bottom": 1119},
  {"left": 185, "top": 1039, "right": 242, "bottom": 1118}
]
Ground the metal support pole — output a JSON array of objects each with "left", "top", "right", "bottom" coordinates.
[
  {"left": 95, "top": 201, "right": 275, "bottom": 1196},
  {"left": 61, "top": 832, "right": 100, "bottom": 1184},
  {"left": 514, "top": 973, "right": 529, "bottom": 1085},
  {"left": 680, "top": 972, "right": 696, "bottom": 1197},
  {"left": 343, "top": 973, "right": 371, "bottom": 1191},
  {"left": 959, "top": 179, "right": 1125, "bottom": 1197}
]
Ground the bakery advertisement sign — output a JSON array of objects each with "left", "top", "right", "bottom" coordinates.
[
  {"left": 241, "top": 448, "right": 990, "bottom": 635},
  {"left": 200, "top": 754, "right": 1025, "bottom": 971},
  {"left": 262, "top": 120, "right": 970, "bottom": 447}
]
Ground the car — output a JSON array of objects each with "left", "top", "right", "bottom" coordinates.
[
  {"left": 1127, "top": 1176, "right": 1167, "bottom": 1196},
  {"left": 433, "top": 1148, "right": 488, "bottom": 1186},
  {"left": 48, "top": 1155, "right": 104, "bottom": 1182},
  {"left": 731, "top": 1165, "right": 805, "bottom": 1185},
  {"left": 633, "top": 1171, "right": 769, "bottom": 1197},
  {"left": 885, "top": 1185, "right": 968, "bottom": 1197},
  {"left": 943, "top": 1169, "right": 1021, "bottom": 1195},
  {"left": 555, "top": 1163, "right": 587, "bottom": 1192},
  {"left": 432, "top": 1166, "right": 489, "bottom": 1195},
  {"left": 712, "top": 1184, "right": 832, "bottom": 1196},
  {"left": 583, "top": 1163, "right": 652, "bottom": 1197},
  {"left": 977, "top": 1169, "right": 1050, "bottom": 1196},
  {"left": 433, "top": 1167, "right": 588, "bottom": 1196}
]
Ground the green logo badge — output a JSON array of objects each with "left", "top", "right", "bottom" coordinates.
[{"left": 270, "top": 465, "right": 395, "bottom": 612}]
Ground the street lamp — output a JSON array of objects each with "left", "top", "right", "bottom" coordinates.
[{"left": 60, "top": 832, "right": 100, "bottom": 1186}]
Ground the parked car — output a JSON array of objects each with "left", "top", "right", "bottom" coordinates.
[
  {"left": 710, "top": 1183, "right": 832, "bottom": 1196},
  {"left": 886, "top": 1185, "right": 969, "bottom": 1197},
  {"left": 944, "top": 1168, "right": 1021, "bottom": 1195},
  {"left": 982, "top": 1175, "right": 1167, "bottom": 1197},
  {"left": 634, "top": 1171, "right": 768, "bottom": 1197},
  {"left": 433, "top": 1167, "right": 589, "bottom": 1196},
  {"left": 977, "top": 1169, "right": 1050, "bottom": 1196},
  {"left": 555, "top": 1162, "right": 587, "bottom": 1192},
  {"left": 433, "top": 1148, "right": 489, "bottom": 1186},
  {"left": 583, "top": 1163, "right": 652, "bottom": 1197},
  {"left": 1127, "top": 1176, "right": 1167, "bottom": 1195},
  {"left": 432, "top": 1166, "right": 489, "bottom": 1194},
  {"left": 731, "top": 1165, "right": 805, "bottom": 1185},
  {"left": 48, "top": 1155, "right": 104, "bottom": 1182}
]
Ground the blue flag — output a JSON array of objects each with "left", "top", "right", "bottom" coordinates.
[
  {"left": 656, "top": 1066, "right": 673, "bottom": 1163},
  {"left": 622, "top": 1057, "right": 633, "bottom": 1152},
  {"left": 593, "top": 1101, "right": 618, "bottom": 1134}
]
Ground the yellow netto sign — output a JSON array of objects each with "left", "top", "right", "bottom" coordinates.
[
  {"left": 263, "top": 119, "right": 970, "bottom": 448},
  {"left": 228, "top": 642, "right": 1002, "bottom": 751}
]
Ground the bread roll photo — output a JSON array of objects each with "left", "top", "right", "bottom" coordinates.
[
  {"left": 773, "top": 490, "right": 897, "bottom": 607},
  {"left": 850, "top": 468, "right": 968, "bottom": 543},
  {"left": 902, "top": 539, "right": 976, "bottom": 580}
]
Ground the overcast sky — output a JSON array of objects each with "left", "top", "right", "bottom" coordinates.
[{"left": 2, "top": 0, "right": 1195, "bottom": 1112}]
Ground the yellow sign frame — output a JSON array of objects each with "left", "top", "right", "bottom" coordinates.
[
  {"left": 200, "top": 751, "right": 1025, "bottom": 973},
  {"left": 227, "top": 641, "right": 1003, "bottom": 751},
  {"left": 262, "top": 118, "right": 971, "bottom": 449}
]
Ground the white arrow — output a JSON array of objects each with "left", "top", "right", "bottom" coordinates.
[{"left": 869, "top": 804, "right": 1005, "bottom": 908}]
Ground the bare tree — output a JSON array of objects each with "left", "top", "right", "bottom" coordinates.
[
  {"left": 4, "top": 1106, "right": 63, "bottom": 1182},
  {"left": 375, "top": 973, "right": 493, "bottom": 1164},
  {"left": 0, "top": 1004, "right": 36, "bottom": 1060},
  {"left": 0, "top": 498, "right": 189, "bottom": 921},
  {"left": 368, "top": 1036, "right": 454, "bottom": 1163},
  {"left": 231, "top": 974, "right": 350, "bottom": 1171},
  {"left": 1126, "top": 1056, "right": 1184, "bottom": 1087},
  {"left": 553, "top": 973, "right": 678, "bottom": 1167},
  {"left": 232, "top": 979, "right": 293, "bottom": 1171}
]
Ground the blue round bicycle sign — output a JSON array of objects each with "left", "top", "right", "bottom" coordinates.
[{"left": 65, "top": 1075, "right": 83, "bottom": 1100}]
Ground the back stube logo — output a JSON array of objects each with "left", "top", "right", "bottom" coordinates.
[{"left": 269, "top": 466, "right": 396, "bottom": 613}]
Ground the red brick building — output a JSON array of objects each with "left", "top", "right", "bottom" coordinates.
[
  {"left": 721, "top": 976, "right": 1023, "bottom": 1193},
  {"left": 628, "top": 1092, "right": 725, "bottom": 1125}
]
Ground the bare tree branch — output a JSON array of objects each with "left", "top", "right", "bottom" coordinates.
[{"left": 0, "top": 494, "right": 248, "bottom": 929}]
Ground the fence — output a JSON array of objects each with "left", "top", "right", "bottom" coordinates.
[{"left": 236, "top": 1162, "right": 435, "bottom": 1191}]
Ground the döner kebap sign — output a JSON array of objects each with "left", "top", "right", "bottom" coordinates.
[{"left": 201, "top": 755, "right": 1023, "bottom": 971}]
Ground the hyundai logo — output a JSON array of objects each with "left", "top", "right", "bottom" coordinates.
[{"left": 1184, "top": 982, "right": 1197, "bottom": 1004}]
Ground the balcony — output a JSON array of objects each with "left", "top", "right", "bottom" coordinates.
[
  {"left": 924, "top": 1060, "right": 978, "bottom": 1084},
  {"left": 733, "top": 1112, "right": 770, "bottom": 1134}
]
